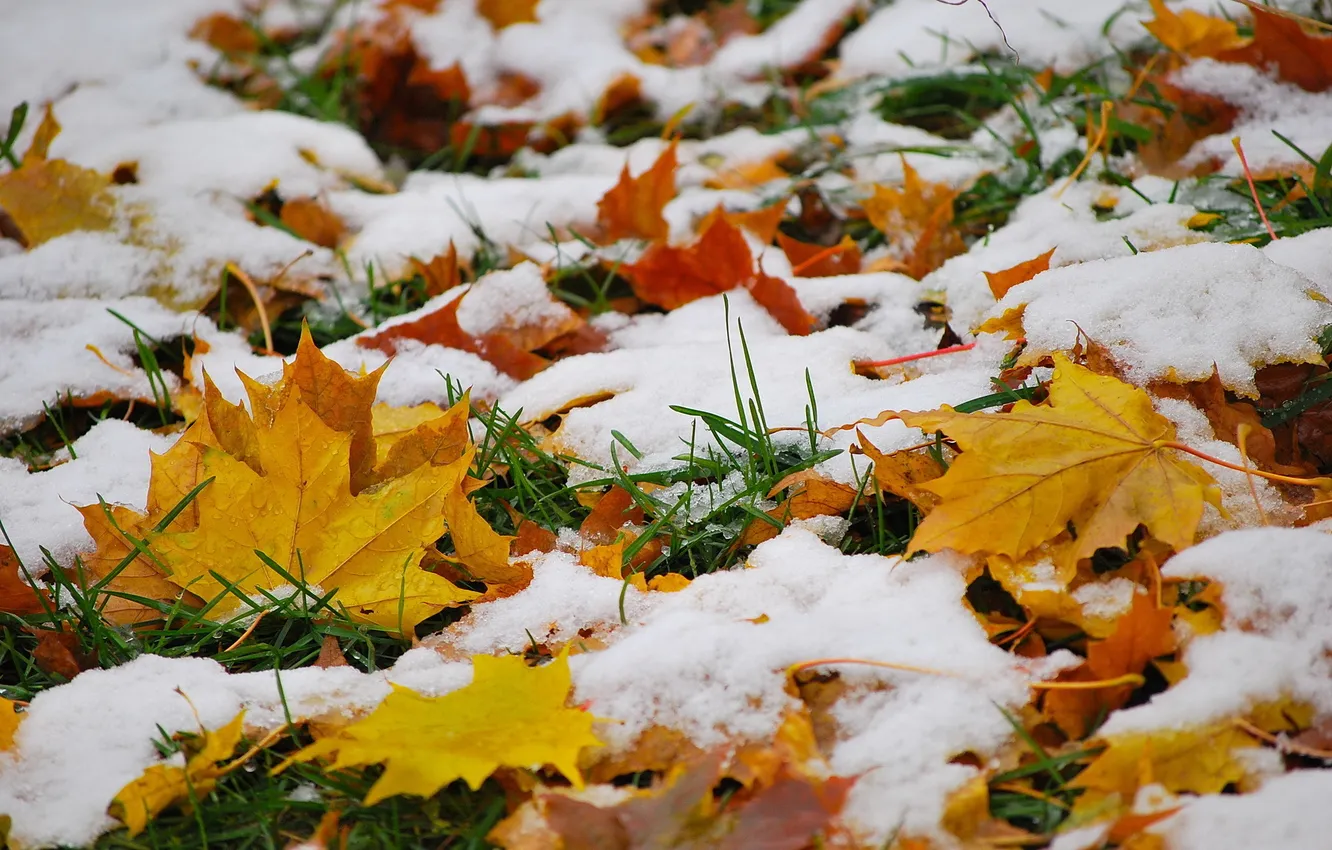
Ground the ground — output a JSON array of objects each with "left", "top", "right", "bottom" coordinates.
[{"left": 3, "top": 0, "right": 1332, "bottom": 848}]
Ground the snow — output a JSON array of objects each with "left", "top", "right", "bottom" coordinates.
[
  {"left": 1150, "top": 768, "right": 1332, "bottom": 850},
  {"left": 981, "top": 241, "right": 1331, "bottom": 396}
]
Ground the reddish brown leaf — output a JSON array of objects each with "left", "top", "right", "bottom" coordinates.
[
  {"left": 622, "top": 215, "right": 753, "bottom": 309},
  {"left": 983, "top": 247, "right": 1055, "bottom": 300},
  {"left": 412, "top": 242, "right": 465, "bottom": 297},
  {"left": 315, "top": 635, "right": 350, "bottom": 669},
  {"left": 1219, "top": 1, "right": 1332, "bottom": 92},
  {"left": 512, "top": 520, "right": 558, "bottom": 556},
  {"left": 32, "top": 627, "right": 96, "bottom": 681},
  {"left": 597, "top": 144, "right": 678, "bottom": 243},
  {"left": 746, "top": 269, "right": 817, "bottom": 336},
  {"left": 581, "top": 487, "right": 645, "bottom": 546},
  {"left": 717, "top": 772, "right": 854, "bottom": 850},
  {"left": 190, "top": 13, "right": 260, "bottom": 54},
  {"left": 0, "top": 546, "right": 47, "bottom": 616}
]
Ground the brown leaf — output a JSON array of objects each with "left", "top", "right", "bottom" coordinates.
[
  {"left": 983, "top": 247, "right": 1055, "bottom": 300},
  {"left": 315, "top": 635, "right": 350, "bottom": 669},
  {"left": 0, "top": 546, "right": 48, "bottom": 616},
  {"left": 855, "top": 432, "right": 945, "bottom": 514},
  {"left": 190, "top": 12, "right": 260, "bottom": 55},
  {"left": 32, "top": 627, "right": 96, "bottom": 681},
  {"left": 413, "top": 243, "right": 465, "bottom": 297}
]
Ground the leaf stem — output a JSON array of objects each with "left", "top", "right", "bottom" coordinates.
[
  {"left": 786, "top": 657, "right": 960, "bottom": 679},
  {"left": 1158, "top": 440, "right": 1332, "bottom": 489},
  {"left": 1231, "top": 136, "right": 1277, "bottom": 241},
  {"left": 1029, "top": 673, "right": 1144, "bottom": 691}
]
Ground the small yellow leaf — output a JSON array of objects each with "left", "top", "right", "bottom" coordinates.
[
  {"left": 284, "top": 650, "right": 601, "bottom": 804},
  {"left": 110, "top": 712, "right": 247, "bottom": 836},
  {"left": 0, "top": 699, "right": 20, "bottom": 751},
  {"left": 897, "top": 354, "right": 1221, "bottom": 566},
  {"left": 1072, "top": 723, "right": 1256, "bottom": 809},
  {"left": 1142, "top": 0, "right": 1250, "bottom": 59}
]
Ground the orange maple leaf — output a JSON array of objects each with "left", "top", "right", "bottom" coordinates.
[
  {"left": 983, "top": 247, "right": 1055, "bottom": 300},
  {"left": 779, "top": 233, "right": 862, "bottom": 277},
  {"left": 278, "top": 197, "right": 345, "bottom": 249},
  {"left": 622, "top": 216, "right": 815, "bottom": 334},
  {"left": 861, "top": 158, "right": 965, "bottom": 280},
  {"left": 596, "top": 144, "right": 678, "bottom": 243},
  {"left": 356, "top": 280, "right": 582, "bottom": 380},
  {"left": 1218, "top": 0, "right": 1332, "bottom": 92},
  {"left": 0, "top": 546, "right": 48, "bottom": 616}
]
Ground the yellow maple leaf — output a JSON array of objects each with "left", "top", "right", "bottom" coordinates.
[
  {"left": 1142, "top": 0, "right": 1250, "bottom": 59},
  {"left": 1071, "top": 723, "right": 1257, "bottom": 815},
  {"left": 283, "top": 650, "right": 601, "bottom": 804},
  {"left": 0, "top": 699, "right": 20, "bottom": 751},
  {"left": 109, "top": 711, "right": 247, "bottom": 836},
  {"left": 0, "top": 106, "right": 116, "bottom": 247},
  {"left": 895, "top": 353, "right": 1221, "bottom": 566},
  {"left": 76, "top": 327, "right": 487, "bottom": 634}
]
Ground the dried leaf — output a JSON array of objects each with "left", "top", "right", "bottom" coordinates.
[
  {"left": 897, "top": 354, "right": 1222, "bottom": 566},
  {"left": 596, "top": 145, "right": 678, "bottom": 243},
  {"left": 32, "top": 627, "right": 96, "bottom": 680},
  {"left": 622, "top": 214, "right": 753, "bottom": 309},
  {"left": 856, "top": 432, "right": 944, "bottom": 513},
  {"left": 983, "top": 247, "right": 1055, "bottom": 300},
  {"left": 412, "top": 242, "right": 465, "bottom": 297},
  {"left": 110, "top": 712, "right": 247, "bottom": 837},
  {"left": 285, "top": 650, "right": 600, "bottom": 804}
]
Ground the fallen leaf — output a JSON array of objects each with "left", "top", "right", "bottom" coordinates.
[
  {"left": 779, "top": 233, "right": 862, "bottom": 277},
  {"left": 984, "top": 247, "right": 1055, "bottom": 300},
  {"left": 315, "top": 635, "right": 349, "bottom": 669},
  {"left": 0, "top": 699, "right": 20, "bottom": 751},
  {"left": 1071, "top": 723, "right": 1257, "bottom": 813},
  {"left": 856, "top": 432, "right": 945, "bottom": 514},
  {"left": 279, "top": 197, "right": 345, "bottom": 249},
  {"left": 1218, "top": 0, "right": 1332, "bottom": 92},
  {"left": 411, "top": 242, "right": 465, "bottom": 297},
  {"left": 31, "top": 626, "right": 96, "bottom": 681},
  {"left": 622, "top": 214, "right": 753, "bottom": 309},
  {"left": 1142, "top": 0, "right": 1249, "bottom": 59},
  {"left": 284, "top": 650, "right": 600, "bottom": 804},
  {"left": 78, "top": 328, "right": 485, "bottom": 635},
  {"left": 0, "top": 546, "right": 48, "bottom": 616},
  {"left": 704, "top": 155, "right": 787, "bottom": 191},
  {"left": 476, "top": 0, "right": 539, "bottom": 30},
  {"left": 596, "top": 144, "right": 678, "bottom": 243},
  {"left": 896, "top": 354, "right": 1222, "bottom": 566},
  {"left": 747, "top": 267, "right": 818, "bottom": 336},
  {"left": 0, "top": 106, "right": 116, "bottom": 248},
  {"left": 861, "top": 158, "right": 966, "bottom": 280},
  {"left": 110, "top": 711, "right": 247, "bottom": 837},
  {"left": 720, "top": 202, "right": 787, "bottom": 244}
]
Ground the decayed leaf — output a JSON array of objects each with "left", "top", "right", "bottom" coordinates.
[
  {"left": 284, "top": 650, "right": 600, "bottom": 804},
  {"left": 1142, "top": 0, "right": 1249, "bottom": 59},
  {"left": 596, "top": 144, "right": 678, "bottom": 243},
  {"left": 1218, "top": 1, "right": 1332, "bottom": 92},
  {"left": 0, "top": 106, "right": 116, "bottom": 248},
  {"left": 77, "top": 328, "right": 487, "bottom": 634},
  {"left": 0, "top": 546, "right": 47, "bottom": 616},
  {"left": 110, "top": 711, "right": 247, "bottom": 837},
  {"left": 861, "top": 158, "right": 965, "bottom": 280},
  {"left": 856, "top": 432, "right": 945, "bottom": 513},
  {"left": 984, "top": 247, "right": 1055, "bottom": 301},
  {"left": 895, "top": 354, "right": 1221, "bottom": 566}
]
